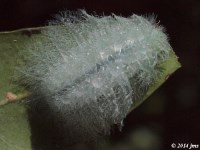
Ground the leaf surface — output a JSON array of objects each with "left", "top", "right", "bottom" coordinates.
[{"left": 0, "top": 28, "right": 181, "bottom": 149}]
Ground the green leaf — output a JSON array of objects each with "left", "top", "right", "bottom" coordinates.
[
  {"left": 0, "top": 28, "right": 43, "bottom": 150},
  {"left": 0, "top": 28, "right": 181, "bottom": 149},
  {"left": 0, "top": 103, "right": 31, "bottom": 150}
]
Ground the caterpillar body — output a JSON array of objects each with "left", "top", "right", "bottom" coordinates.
[{"left": 21, "top": 10, "right": 172, "bottom": 149}]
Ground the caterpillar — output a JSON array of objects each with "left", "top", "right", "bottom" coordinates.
[{"left": 20, "top": 10, "right": 172, "bottom": 149}]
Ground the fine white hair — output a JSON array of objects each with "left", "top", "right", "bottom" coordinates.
[{"left": 21, "top": 10, "right": 172, "bottom": 147}]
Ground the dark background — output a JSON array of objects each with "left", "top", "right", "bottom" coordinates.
[{"left": 0, "top": 0, "right": 200, "bottom": 149}]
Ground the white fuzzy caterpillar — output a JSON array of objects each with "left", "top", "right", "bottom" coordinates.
[{"left": 21, "top": 10, "right": 172, "bottom": 148}]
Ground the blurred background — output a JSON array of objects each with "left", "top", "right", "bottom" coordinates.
[{"left": 0, "top": 0, "right": 199, "bottom": 150}]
